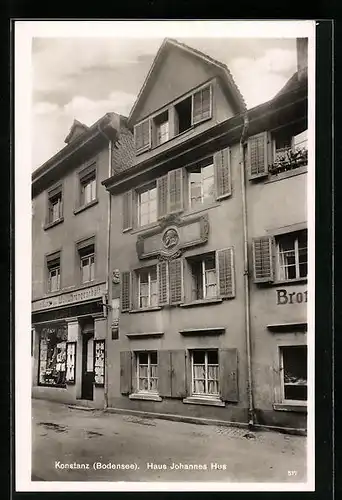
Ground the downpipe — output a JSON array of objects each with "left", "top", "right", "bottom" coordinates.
[{"left": 239, "top": 113, "right": 255, "bottom": 429}]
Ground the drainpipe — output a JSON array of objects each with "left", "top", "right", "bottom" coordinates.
[
  {"left": 239, "top": 112, "right": 255, "bottom": 429},
  {"left": 97, "top": 122, "right": 115, "bottom": 411}
]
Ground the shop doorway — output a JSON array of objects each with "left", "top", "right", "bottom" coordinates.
[{"left": 81, "top": 331, "right": 94, "bottom": 400}]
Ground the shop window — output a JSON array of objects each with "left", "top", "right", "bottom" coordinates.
[
  {"left": 137, "top": 266, "right": 158, "bottom": 308},
  {"left": 280, "top": 345, "right": 307, "bottom": 402},
  {"left": 137, "top": 183, "right": 157, "bottom": 227},
  {"left": 47, "top": 186, "right": 63, "bottom": 224},
  {"left": 276, "top": 230, "right": 307, "bottom": 281},
  {"left": 38, "top": 325, "right": 67, "bottom": 387},
  {"left": 136, "top": 351, "right": 158, "bottom": 393},
  {"left": 188, "top": 161, "right": 215, "bottom": 209},
  {"left": 191, "top": 350, "right": 219, "bottom": 396}
]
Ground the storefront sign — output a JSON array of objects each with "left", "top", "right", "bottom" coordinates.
[
  {"left": 32, "top": 283, "right": 107, "bottom": 312},
  {"left": 276, "top": 288, "right": 308, "bottom": 305}
]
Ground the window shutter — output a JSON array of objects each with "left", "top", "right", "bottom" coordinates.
[
  {"left": 120, "top": 351, "right": 132, "bottom": 395},
  {"left": 131, "top": 271, "right": 139, "bottom": 310},
  {"left": 169, "top": 258, "right": 183, "bottom": 304},
  {"left": 121, "top": 271, "right": 131, "bottom": 311},
  {"left": 216, "top": 247, "right": 235, "bottom": 298},
  {"left": 170, "top": 350, "right": 187, "bottom": 398},
  {"left": 158, "top": 351, "right": 172, "bottom": 397},
  {"left": 248, "top": 132, "right": 269, "bottom": 179},
  {"left": 59, "top": 199, "right": 63, "bottom": 218},
  {"left": 219, "top": 348, "right": 239, "bottom": 402},
  {"left": 122, "top": 190, "right": 132, "bottom": 231},
  {"left": 252, "top": 236, "right": 275, "bottom": 283},
  {"left": 168, "top": 168, "right": 184, "bottom": 213},
  {"left": 157, "top": 175, "right": 168, "bottom": 219},
  {"left": 134, "top": 119, "right": 151, "bottom": 151},
  {"left": 214, "top": 147, "right": 232, "bottom": 199},
  {"left": 158, "top": 261, "right": 169, "bottom": 305},
  {"left": 192, "top": 85, "right": 212, "bottom": 124}
]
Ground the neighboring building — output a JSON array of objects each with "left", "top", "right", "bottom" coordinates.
[
  {"left": 31, "top": 113, "right": 134, "bottom": 408},
  {"left": 103, "top": 38, "right": 308, "bottom": 430}
]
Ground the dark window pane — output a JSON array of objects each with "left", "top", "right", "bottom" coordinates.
[
  {"left": 193, "top": 351, "right": 205, "bottom": 364},
  {"left": 207, "top": 350, "right": 218, "bottom": 364},
  {"left": 138, "top": 352, "right": 148, "bottom": 365},
  {"left": 284, "top": 385, "right": 307, "bottom": 401},
  {"left": 150, "top": 352, "right": 157, "bottom": 364}
]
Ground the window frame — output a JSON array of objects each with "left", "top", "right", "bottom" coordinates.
[
  {"left": 136, "top": 351, "right": 158, "bottom": 394},
  {"left": 137, "top": 265, "right": 158, "bottom": 309},
  {"left": 80, "top": 171, "right": 97, "bottom": 207},
  {"left": 80, "top": 250, "right": 95, "bottom": 284},
  {"left": 276, "top": 230, "right": 308, "bottom": 282},
  {"left": 279, "top": 345, "right": 307, "bottom": 404},
  {"left": 189, "top": 253, "right": 218, "bottom": 301},
  {"left": 47, "top": 184, "right": 63, "bottom": 225},
  {"left": 188, "top": 160, "right": 215, "bottom": 210},
  {"left": 191, "top": 349, "right": 219, "bottom": 397},
  {"left": 153, "top": 110, "right": 170, "bottom": 146},
  {"left": 136, "top": 182, "right": 157, "bottom": 228},
  {"left": 48, "top": 264, "right": 61, "bottom": 293}
]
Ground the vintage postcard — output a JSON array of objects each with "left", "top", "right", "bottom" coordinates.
[{"left": 15, "top": 19, "right": 316, "bottom": 492}]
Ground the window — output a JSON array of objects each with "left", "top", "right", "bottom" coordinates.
[
  {"left": 271, "top": 127, "right": 308, "bottom": 174},
  {"left": 136, "top": 351, "right": 158, "bottom": 393},
  {"left": 47, "top": 188, "right": 63, "bottom": 224},
  {"left": 138, "top": 266, "right": 158, "bottom": 308},
  {"left": 175, "top": 96, "right": 192, "bottom": 134},
  {"left": 191, "top": 350, "right": 219, "bottom": 396},
  {"left": 276, "top": 230, "right": 307, "bottom": 281},
  {"left": 153, "top": 111, "right": 169, "bottom": 146},
  {"left": 79, "top": 245, "right": 95, "bottom": 283},
  {"left": 189, "top": 253, "right": 217, "bottom": 301},
  {"left": 280, "top": 346, "right": 307, "bottom": 402},
  {"left": 46, "top": 252, "right": 61, "bottom": 292},
  {"left": 80, "top": 171, "right": 96, "bottom": 206},
  {"left": 137, "top": 183, "right": 157, "bottom": 227},
  {"left": 188, "top": 161, "right": 215, "bottom": 209},
  {"left": 39, "top": 325, "right": 67, "bottom": 387}
]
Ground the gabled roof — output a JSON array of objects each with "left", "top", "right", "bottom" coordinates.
[
  {"left": 127, "top": 37, "right": 246, "bottom": 126},
  {"left": 64, "top": 119, "right": 89, "bottom": 144}
]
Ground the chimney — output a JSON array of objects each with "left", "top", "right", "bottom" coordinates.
[{"left": 296, "top": 38, "right": 308, "bottom": 81}]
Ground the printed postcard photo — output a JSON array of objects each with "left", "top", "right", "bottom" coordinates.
[{"left": 15, "top": 19, "right": 316, "bottom": 492}]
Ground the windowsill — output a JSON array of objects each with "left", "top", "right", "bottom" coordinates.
[
  {"left": 130, "top": 221, "right": 160, "bottom": 235},
  {"left": 268, "top": 277, "right": 308, "bottom": 287},
  {"left": 182, "top": 201, "right": 220, "bottom": 219},
  {"left": 267, "top": 322, "right": 307, "bottom": 332},
  {"left": 43, "top": 217, "right": 64, "bottom": 230},
  {"left": 273, "top": 402, "right": 307, "bottom": 413},
  {"left": 129, "top": 306, "right": 162, "bottom": 314},
  {"left": 266, "top": 165, "right": 307, "bottom": 183},
  {"left": 126, "top": 332, "right": 164, "bottom": 339},
  {"left": 129, "top": 393, "right": 162, "bottom": 402},
  {"left": 183, "top": 396, "right": 225, "bottom": 407},
  {"left": 180, "top": 298, "right": 223, "bottom": 308},
  {"left": 73, "top": 199, "right": 98, "bottom": 215},
  {"left": 179, "top": 327, "right": 225, "bottom": 336}
]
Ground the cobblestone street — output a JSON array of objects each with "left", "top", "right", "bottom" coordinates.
[{"left": 32, "top": 399, "right": 307, "bottom": 483}]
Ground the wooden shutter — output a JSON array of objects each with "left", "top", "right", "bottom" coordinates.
[
  {"left": 214, "top": 147, "right": 232, "bottom": 199},
  {"left": 252, "top": 236, "right": 275, "bottom": 283},
  {"left": 134, "top": 119, "right": 150, "bottom": 151},
  {"left": 158, "top": 261, "right": 169, "bottom": 305},
  {"left": 131, "top": 271, "right": 139, "bottom": 310},
  {"left": 248, "top": 132, "right": 269, "bottom": 179},
  {"left": 192, "top": 85, "right": 212, "bottom": 124},
  {"left": 170, "top": 350, "right": 187, "bottom": 398},
  {"left": 219, "top": 348, "right": 238, "bottom": 402},
  {"left": 168, "top": 168, "right": 184, "bottom": 213},
  {"left": 169, "top": 258, "right": 183, "bottom": 304},
  {"left": 120, "top": 351, "right": 132, "bottom": 395},
  {"left": 122, "top": 190, "right": 132, "bottom": 231},
  {"left": 121, "top": 271, "right": 131, "bottom": 311},
  {"left": 158, "top": 351, "right": 172, "bottom": 397},
  {"left": 216, "top": 247, "right": 235, "bottom": 298},
  {"left": 157, "top": 175, "right": 168, "bottom": 219}
]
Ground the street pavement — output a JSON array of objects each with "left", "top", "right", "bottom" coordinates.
[{"left": 32, "top": 398, "right": 307, "bottom": 483}]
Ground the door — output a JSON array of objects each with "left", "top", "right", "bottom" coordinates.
[{"left": 81, "top": 333, "right": 94, "bottom": 400}]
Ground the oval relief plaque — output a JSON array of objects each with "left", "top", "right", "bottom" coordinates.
[{"left": 162, "top": 228, "right": 179, "bottom": 249}]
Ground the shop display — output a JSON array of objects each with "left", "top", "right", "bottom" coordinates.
[
  {"left": 66, "top": 342, "right": 76, "bottom": 384},
  {"left": 94, "top": 340, "right": 105, "bottom": 387},
  {"left": 38, "top": 324, "right": 67, "bottom": 387}
]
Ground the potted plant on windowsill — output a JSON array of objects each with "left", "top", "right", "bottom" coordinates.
[{"left": 269, "top": 147, "right": 308, "bottom": 175}]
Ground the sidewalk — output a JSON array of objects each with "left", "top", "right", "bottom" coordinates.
[{"left": 32, "top": 398, "right": 307, "bottom": 483}]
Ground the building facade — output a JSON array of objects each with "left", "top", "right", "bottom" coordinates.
[
  {"left": 31, "top": 113, "right": 134, "bottom": 408},
  {"left": 103, "top": 39, "right": 309, "bottom": 430}
]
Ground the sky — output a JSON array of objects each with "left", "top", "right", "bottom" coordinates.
[{"left": 32, "top": 36, "right": 298, "bottom": 170}]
